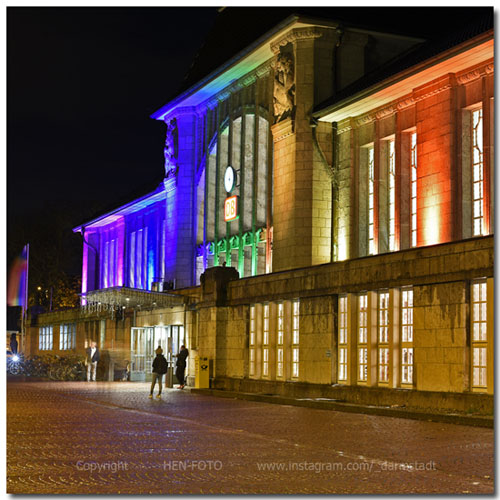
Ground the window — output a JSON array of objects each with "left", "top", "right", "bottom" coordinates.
[
  {"left": 401, "top": 288, "right": 414, "bottom": 385},
  {"left": 59, "top": 323, "right": 76, "bottom": 350},
  {"left": 249, "top": 300, "right": 300, "bottom": 381},
  {"left": 249, "top": 305, "right": 256, "bottom": 377},
  {"left": 368, "top": 147, "right": 376, "bottom": 255},
  {"left": 338, "top": 295, "right": 349, "bottom": 382},
  {"left": 161, "top": 220, "right": 166, "bottom": 280},
  {"left": 262, "top": 304, "right": 270, "bottom": 377},
  {"left": 471, "top": 280, "right": 487, "bottom": 390},
  {"left": 291, "top": 300, "right": 300, "bottom": 379},
  {"left": 388, "top": 140, "right": 396, "bottom": 252},
  {"left": 100, "top": 320, "right": 106, "bottom": 347},
  {"left": 39, "top": 326, "right": 53, "bottom": 351},
  {"left": 277, "top": 303, "right": 284, "bottom": 378},
  {"left": 129, "top": 231, "right": 136, "bottom": 288},
  {"left": 378, "top": 292, "right": 390, "bottom": 384},
  {"left": 358, "top": 294, "right": 368, "bottom": 383},
  {"left": 197, "top": 111, "right": 270, "bottom": 283},
  {"left": 472, "top": 108, "right": 484, "bottom": 236},
  {"left": 410, "top": 133, "right": 418, "bottom": 247},
  {"left": 104, "top": 240, "right": 109, "bottom": 287}
]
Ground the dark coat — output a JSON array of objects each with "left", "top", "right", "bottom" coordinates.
[
  {"left": 152, "top": 354, "right": 168, "bottom": 374},
  {"left": 86, "top": 346, "right": 100, "bottom": 363},
  {"left": 10, "top": 339, "right": 18, "bottom": 354},
  {"left": 176, "top": 348, "right": 189, "bottom": 368}
]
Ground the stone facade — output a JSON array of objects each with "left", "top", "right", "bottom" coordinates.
[{"left": 27, "top": 15, "right": 494, "bottom": 412}]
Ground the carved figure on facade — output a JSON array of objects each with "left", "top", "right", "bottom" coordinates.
[
  {"left": 164, "top": 118, "right": 178, "bottom": 178},
  {"left": 272, "top": 52, "right": 295, "bottom": 122}
]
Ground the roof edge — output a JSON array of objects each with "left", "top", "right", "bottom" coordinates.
[
  {"left": 73, "top": 182, "right": 166, "bottom": 233},
  {"left": 150, "top": 14, "right": 300, "bottom": 121},
  {"left": 312, "top": 28, "right": 494, "bottom": 120}
]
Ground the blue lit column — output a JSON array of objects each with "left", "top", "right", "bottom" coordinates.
[{"left": 163, "top": 107, "right": 197, "bottom": 288}]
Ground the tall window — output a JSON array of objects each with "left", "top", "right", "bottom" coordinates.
[
  {"left": 401, "top": 288, "right": 414, "bottom": 385},
  {"left": 197, "top": 112, "right": 270, "bottom": 283},
  {"left": 249, "top": 305, "right": 256, "bottom": 377},
  {"left": 358, "top": 294, "right": 368, "bottom": 383},
  {"left": 262, "top": 304, "right": 270, "bottom": 377},
  {"left": 291, "top": 300, "right": 300, "bottom": 379},
  {"left": 277, "top": 303, "right": 284, "bottom": 378},
  {"left": 59, "top": 323, "right": 76, "bottom": 350},
  {"left": 368, "top": 147, "right": 376, "bottom": 255},
  {"left": 472, "top": 108, "right": 484, "bottom": 236},
  {"left": 136, "top": 229, "right": 143, "bottom": 288},
  {"left": 388, "top": 140, "right": 396, "bottom": 252},
  {"left": 100, "top": 320, "right": 106, "bottom": 347},
  {"left": 378, "top": 291, "right": 390, "bottom": 383},
  {"left": 471, "top": 280, "right": 487, "bottom": 389},
  {"left": 338, "top": 295, "right": 348, "bottom": 382},
  {"left": 103, "top": 238, "right": 117, "bottom": 288},
  {"left": 161, "top": 220, "right": 166, "bottom": 280},
  {"left": 39, "top": 326, "right": 53, "bottom": 351},
  {"left": 129, "top": 231, "right": 136, "bottom": 288},
  {"left": 410, "top": 133, "right": 418, "bottom": 247}
]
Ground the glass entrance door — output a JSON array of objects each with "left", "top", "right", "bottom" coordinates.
[
  {"left": 130, "top": 325, "right": 184, "bottom": 382},
  {"left": 130, "top": 327, "right": 154, "bottom": 381}
]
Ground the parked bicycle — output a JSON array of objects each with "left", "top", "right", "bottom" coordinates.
[
  {"left": 7, "top": 353, "right": 86, "bottom": 380},
  {"left": 7, "top": 351, "right": 22, "bottom": 375}
]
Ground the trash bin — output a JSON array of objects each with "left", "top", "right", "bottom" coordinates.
[
  {"left": 165, "top": 366, "right": 174, "bottom": 388},
  {"left": 195, "top": 356, "right": 210, "bottom": 389}
]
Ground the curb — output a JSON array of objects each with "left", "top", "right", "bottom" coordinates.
[{"left": 190, "top": 388, "right": 493, "bottom": 428}]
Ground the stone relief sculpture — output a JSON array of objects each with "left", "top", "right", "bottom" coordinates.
[
  {"left": 273, "top": 52, "right": 295, "bottom": 122},
  {"left": 164, "top": 118, "right": 178, "bottom": 178}
]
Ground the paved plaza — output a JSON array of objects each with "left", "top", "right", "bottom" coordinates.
[{"left": 7, "top": 379, "right": 494, "bottom": 494}]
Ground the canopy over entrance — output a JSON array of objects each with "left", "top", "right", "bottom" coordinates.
[{"left": 80, "top": 286, "right": 185, "bottom": 315}]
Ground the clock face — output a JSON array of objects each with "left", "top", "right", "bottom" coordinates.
[{"left": 224, "top": 166, "right": 236, "bottom": 193}]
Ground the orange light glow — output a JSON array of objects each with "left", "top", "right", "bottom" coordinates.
[{"left": 423, "top": 205, "right": 440, "bottom": 246}]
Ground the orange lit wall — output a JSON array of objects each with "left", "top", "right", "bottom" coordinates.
[{"left": 414, "top": 74, "right": 456, "bottom": 247}]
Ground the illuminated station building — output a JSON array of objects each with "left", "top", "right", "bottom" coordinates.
[{"left": 30, "top": 10, "right": 494, "bottom": 412}]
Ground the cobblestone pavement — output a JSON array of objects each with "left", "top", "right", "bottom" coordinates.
[{"left": 7, "top": 379, "right": 494, "bottom": 494}]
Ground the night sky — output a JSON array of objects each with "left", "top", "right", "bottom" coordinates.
[{"left": 7, "top": 7, "right": 219, "bottom": 248}]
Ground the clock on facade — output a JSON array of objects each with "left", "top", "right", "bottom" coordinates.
[{"left": 224, "top": 166, "right": 236, "bottom": 193}]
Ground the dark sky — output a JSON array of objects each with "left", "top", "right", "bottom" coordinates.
[{"left": 7, "top": 7, "right": 219, "bottom": 227}]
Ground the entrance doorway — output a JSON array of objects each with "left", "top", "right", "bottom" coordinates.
[{"left": 130, "top": 325, "right": 184, "bottom": 381}]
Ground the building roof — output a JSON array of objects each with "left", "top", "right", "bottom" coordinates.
[
  {"left": 159, "top": 7, "right": 492, "bottom": 114},
  {"left": 73, "top": 176, "right": 166, "bottom": 232},
  {"left": 313, "top": 9, "right": 493, "bottom": 120},
  {"left": 152, "top": 7, "right": 492, "bottom": 122}
]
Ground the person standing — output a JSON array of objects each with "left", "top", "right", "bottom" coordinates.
[
  {"left": 86, "top": 341, "right": 100, "bottom": 381},
  {"left": 175, "top": 345, "right": 189, "bottom": 389},
  {"left": 10, "top": 333, "right": 18, "bottom": 355},
  {"left": 149, "top": 347, "right": 168, "bottom": 399}
]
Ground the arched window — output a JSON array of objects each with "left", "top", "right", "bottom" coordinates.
[{"left": 195, "top": 111, "right": 271, "bottom": 284}]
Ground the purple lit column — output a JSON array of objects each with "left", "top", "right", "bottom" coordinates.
[{"left": 163, "top": 107, "right": 197, "bottom": 288}]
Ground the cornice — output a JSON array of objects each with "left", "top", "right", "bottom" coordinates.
[
  {"left": 336, "top": 118, "right": 354, "bottom": 135},
  {"left": 200, "top": 59, "right": 273, "bottom": 112},
  {"left": 271, "top": 117, "right": 294, "bottom": 142},
  {"left": 355, "top": 113, "right": 376, "bottom": 127},
  {"left": 457, "top": 62, "right": 494, "bottom": 84},
  {"left": 163, "top": 176, "right": 177, "bottom": 193},
  {"left": 413, "top": 83, "right": 453, "bottom": 103},
  {"left": 270, "top": 26, "right": 336, "bottom": 54},
  {"left": 375, "top": 105, "right": 396, "bottom": 120}
]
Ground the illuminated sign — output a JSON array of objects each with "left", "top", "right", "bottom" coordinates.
[{"left": 224, "top": 195, "right": 239, "bottom": 222}]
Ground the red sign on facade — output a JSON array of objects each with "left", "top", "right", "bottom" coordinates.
[{"left": 224, "top": 195, "right": 239, "bottom": 222}]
